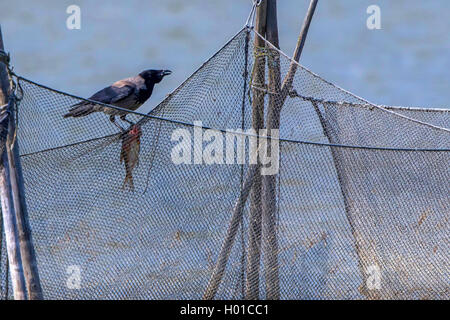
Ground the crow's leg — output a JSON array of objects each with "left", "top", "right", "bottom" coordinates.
[
  {"left": 110, "top": 115, "right": 126, "bottom": 132},
  {"left": 120, "top": 114, "right": 135, "bottom": 125}
]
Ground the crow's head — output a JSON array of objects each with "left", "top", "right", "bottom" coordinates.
[{"left": 139, "top": 69, "right": 172, "bottom": 84}]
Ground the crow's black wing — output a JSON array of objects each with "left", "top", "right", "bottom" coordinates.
[
  {"left": 89, "top": 80, "right": 137, "bottom": 104},
  {"left": 64, "top": 80, "right": 138, "bottom": 118}
]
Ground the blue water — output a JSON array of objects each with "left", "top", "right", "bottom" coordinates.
[{"left": 1, "top": 0, "right": 449, "bottom": 112}]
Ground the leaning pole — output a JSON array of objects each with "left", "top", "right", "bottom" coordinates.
[
  {"left": 0, "top": 25, "right": 43, "bottom": 300},
  {"left": 203, "top": 0, "right": 319, "bottom": 300}
]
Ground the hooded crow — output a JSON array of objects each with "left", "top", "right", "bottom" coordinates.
[{"left": 63, "top": 69, "right": 172, "bottom": 129}]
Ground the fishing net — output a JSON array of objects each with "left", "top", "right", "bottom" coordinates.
[{"left": 1, "top": 27, "right": 449, "bottom": 300}]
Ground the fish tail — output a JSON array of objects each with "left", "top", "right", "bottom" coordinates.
[{"left": 122, "top": 172, "right": 135, "bottom": 192}]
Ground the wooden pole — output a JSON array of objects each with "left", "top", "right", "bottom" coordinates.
[
  {"left": 246, "top": 0, "right": 267, "bottom": 300},
  {"left": 203, "top": 164, "right": 260, "bottom": 300},
  {"left": 6, "top": 113, "right": 43, "bottom": 300},
  {"left": 263, "top": 0, "right": 281, "bottom": 300},
  {"left": 269, "top": 0, "right": 318, "bottom": 105},
  {"left": 203, "top": 0, "right": 319, "bottom": 300},
  {"left": 0, "top": 26, "right": 27, "bottom": 300},
  {"left": 263, "top": 0, "right": 318, "bottom": 300},
  {"left": 0, "top": 147, "right": 26, "bottom": 300},
  {"left": 0, "top": 25, "right": 43, "bottom": 300}
]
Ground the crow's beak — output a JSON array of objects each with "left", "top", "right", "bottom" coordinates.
[{"left": 162, "top": 70, "right": 172, "bottom": 76}]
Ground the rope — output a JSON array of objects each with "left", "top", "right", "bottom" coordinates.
[
  {"left": 250, "top": 69, "right": 450, "bottom": 134},
  {"left": 0, "top": 50, "right": 16, "bottom": 92},
  {"left": 17, "top": 74, "right": 450, "bottom": 153},
  {"left": 244, "top": 0, "right": 262, "bottom": 29},
  {"left": 250, "top": 28, "right": 450, "bottom": 134},
  {"left": 247, "top": 45, "right": 280, "bottom": 104},
  {"left": 251, "top": 84, "right": 278, "bottom": 96},
  {"left": 238, "top": 29, "right": 251, "bottom": 299},
  {"left": 0, "top": 50, "right": 23, "bottom": 150},
  {"left": 249, "top": 46, "right": 279, "bottom": 88},
  {"left": 0, "top": 50, "right": 10, "bottom": 69},
  {"left": 287, "top": 89, "right": 450, "bottom": 133}
]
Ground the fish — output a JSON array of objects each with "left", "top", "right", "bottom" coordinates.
[{"left": 120, "top": 124, "right": 142, "bottom": 191}]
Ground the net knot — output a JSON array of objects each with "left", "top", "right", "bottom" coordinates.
[
  {"left": 253, "top": 46, "right": 279, "bottom": 63},
  {"left": 249, "top": 45, "right": 279, "bottom": 90},
  {"left": 247, "top": 45, "right": 281, "bottom": 103},
  {"left": 0, "top": 50, "right": 10, "bottom": 66},
  {"left": 0, "top": 49, "right": 16, "bottom": 80},
  {"left": 0, "top": 51, "right": 22, "bottom": 149}
]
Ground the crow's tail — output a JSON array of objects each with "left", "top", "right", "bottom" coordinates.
[{"left": 63, "top": 102, "right": 96, "bottom": 118}]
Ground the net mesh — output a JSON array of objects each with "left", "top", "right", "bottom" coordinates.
[{"left": 1, "top": 28, "right": 449, "bottom": 300}]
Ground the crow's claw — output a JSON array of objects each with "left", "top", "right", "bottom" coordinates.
[{"left": 110, "top": 115, "right": 126, "bottom": 133}]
